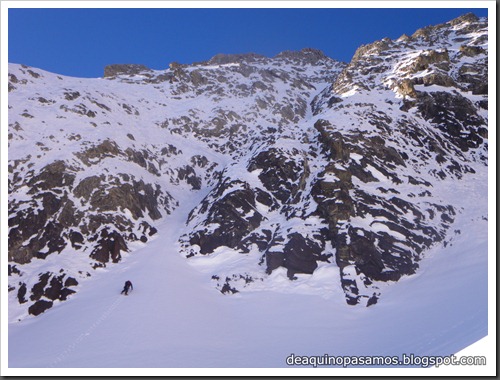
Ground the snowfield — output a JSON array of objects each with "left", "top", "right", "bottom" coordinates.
[{"left": 7, "top": 167, "right": 491, "bottom": 373}]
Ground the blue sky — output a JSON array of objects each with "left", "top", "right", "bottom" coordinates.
[{"left": 8, "top": 7, "right": 488, "bottom": 78}]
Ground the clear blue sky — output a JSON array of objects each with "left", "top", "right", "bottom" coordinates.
[{"left": 8, "top": 7, "right": 488, "bottom": 78}]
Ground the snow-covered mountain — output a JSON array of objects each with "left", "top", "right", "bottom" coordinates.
[{"left": 8, "top": 11, "right": 487, "bottom": 328}]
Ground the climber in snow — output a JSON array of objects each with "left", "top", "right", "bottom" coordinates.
[{"left": 121, "top": 280, "right": 133, "bottom": 295}]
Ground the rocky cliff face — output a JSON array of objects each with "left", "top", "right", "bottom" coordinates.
[
  {"left": 8, "top": 14, "right": 488, "bottom": 318},
  {"left": 178, "top": 13, "right": 488, "bottom": 305}
]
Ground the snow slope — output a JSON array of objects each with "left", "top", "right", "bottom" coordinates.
[{"left": 7, "top": 166, "right": 490, "bottom": 372}]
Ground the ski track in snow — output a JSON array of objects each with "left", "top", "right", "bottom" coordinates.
[{"left": 50, "top": 294, "right": 125, "bottom": 368}]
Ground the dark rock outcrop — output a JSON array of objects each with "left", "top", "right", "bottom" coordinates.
[
  {"left": 206, "top": 52, "right": 266, "bottom": 65},
  {"left": 248, "top": 147, "right": 309, "bottom": 204},
  {"left": 188, "top": 180, "right": 264, "bottom": 255},
  {"left": 28, "top": 300, "right": 53, "bottom": 316},
  {"left": 104, "top": 64, "right": 152, "bottom": 77}
]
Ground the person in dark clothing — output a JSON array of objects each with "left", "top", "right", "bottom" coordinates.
[{"left": 121, "top": 280, "right": 133, "bottom": 295}]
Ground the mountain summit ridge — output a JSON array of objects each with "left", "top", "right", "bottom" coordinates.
[{"left": 103, "top": 47, "right": 338, "bottom": 77}]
